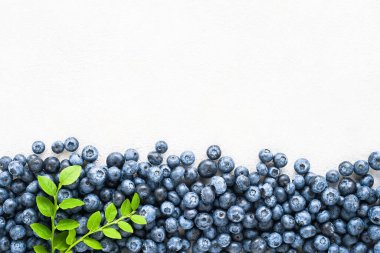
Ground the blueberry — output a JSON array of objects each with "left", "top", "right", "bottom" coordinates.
[
  {"left": 321, "top": 187, "right": 340, "bottom": 206},
  {"left": 368, "top": 151, "right": 380, "bottom": 170},
  {"left": 326, "top": 169, "right": 340, "bottom": 183},
  {"left": 154, "top": 140, "right": 168, "bottom": 154},
  {"left": 167, "top": 237, "right": 182, "bottom": 251},
  {"left": 227, "top": 205, "right": 245, "bottom": 222},
  {"left": 198, "top": 159, "right": 217, "bottom": 178},
  {"left": 80, "top": 145, "right": 98, "bottom": 162},
  {"left": 8, "top": 160, "right": 24, "bottom": 177},
  {"left": 83, "top": 193, "right": 101, "bottom": 212},
  {"left": 218, "top": 156, "right": 235, "bottom": 173},
  {"left": 32, "top": 140, "right": 45, "bottom": 154},
  {"left": 43, "top": 157, "right": 60, "bottom": 174},
  {"left": 126, "top": 236, "right": 142, "bottom": 253},
  {"left": 51, "top": 140, "right": 65, "bottom": 154},
  {"left": 0, "top": 156, "right": 12, "bottom": 171},
  {"left": 180, "top": 151, "right": 195, "bottom": 166},
  {"left": 0, "top": 171, "right": 12, "bottom": 187},
  {"left": 3, "top": 198, "right": 17, "bottom": 214},
  {"left": 106, "top": 152, "right": 125, "bottom": 168},
  {"left": 147, "top": 166, "right": 163, "bottom": 183},
  {"left": 338, "top": 177, "right": 357, "bottom": 196},
  {"left": 255, "top": 205, "right": 272, "bottom": 223},
  {"left": 195, "top": 213, "right": 213, "bottom": 230},
  {"left": 343, "top": 194, "right": 359, "bottom": 213},
  {"left": 256, "top": 162, "right": 269, "bottom": 176},
  {"left": 310, "top": 175, "right": 328, "bottom": 193},
  {"left": 68, "top": 152, "right": 83, "bottom": 166},
  {"left": 273, "top": 153, "right": 287, "bottom": 168},
  {"left": 294, "top": 158, "right": 310, "bottom": 174},
  {"left": 339, "top": 161, "right": 354, "bottom": 176},
  {"left": 64, "top": 137, "right": 79, "bottom": 152},
  {"left": 235, "top": 175, "right": 250, "bottom": 192},
  {"left": 167, "top": 155, "right": 180, "bottom": 169},
  {"left": 86, "top": 166, "right": 106, "bottom": 186},
  {"left": 0, "top": 236, "right": 10, "bottom": 251},
  {"left": 10, "top": 240, "right": 26, "bottom": 253},
  {"left": 313, "top": 235, "right": 330, "bottom": 251},
  {"left": 360, "top": 173, "right": 374, "bottom": 187},
  {"left": 119, "top": 179, "right": 135, "bottom": 196},
  {"left": 9, "top": 225, "right": 26, "bottom": 240},
  {"left": 196, "top": 237, "right": 211, "bottom": 251},
  {"left": 369, "top": 206, "right": 380, "bottom": 225},
  {"left": 121, "top": 160, "right": 138, "bottom": 180},
  {"left": 266, "top": 232, "right": 282, "bottom": 248},
  {"left": 268, "top": 166, "right": 281, "bottom": 178},
  {"left": 124, "top": 148, "right": 139, "bottom": 162},
  {"left": 79, "top": 177, "right": 95, "bottom": 194},
  {"left": 107, "top": 166, "right": 121, "bottom": 182},
  {"left": 289, "top": 195, "right": 306, "bottom": 212},
  {"left": 148, "top": 151, "right": 163, "bottom": 166}
]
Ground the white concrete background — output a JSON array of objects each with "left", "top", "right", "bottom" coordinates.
[{"left": 0, "top": 1, "right": 380, "bottom": 184}]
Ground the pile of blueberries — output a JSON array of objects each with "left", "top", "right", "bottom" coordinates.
[{"left": 0, "top": 138, "right": 380, "bottom": 253}]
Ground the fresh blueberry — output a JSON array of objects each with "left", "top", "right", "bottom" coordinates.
[
  {"left": 289, "top": 195, "right": 306, "bottom": 212},
  {"left": 0, "top": 236, "right": 10, "bottom": 251},
  {"left": 0, "top": 171, "right": 12, "bottom": 187},
  {"left": 9, "top": 225, "right": 26, "bottom": 240},
  {"left": 87, "top": 166, "right": 106, "bottom": 186},
  {"left": 198, "top": 159, "right": 217, "bottom": 178},
  {"left": 69, "top": 152, "right": 84, "bottom": 165},
  {"left": 32, "top": 140, "right": 45, "bottom": 154},
  {"left": 273, "top": 153, "right": 287, "bottom": 168},
  {"left": 368, "top": 151, "right": 380, "bottom": 170},
  {"left": 218, "top": 156, "right": 235, "bottom": 173},
  {"left": 167, "top": 155, "right": 181, "bottom": 169},
  {"left": 10, "top": 240, "right": 26, "bottom": 253},
  {"left": 43, "top": 157, "right": 60, "bottom": 174},
  {"left": 126, "top": 236, "right": 142, "bottom": 253},
  {"left": 8, "top": 160, "right": 24, "bottom": 178},
  {"left": 81, "top": 145, "right": 98, "bottom": 162},
  {"left": 51, "top": 140, "right": 65, "bottom": 154},
  {"left": 369, "top": 206, "right": 380, "bottom": 225},
  {"left": 124, "top": 148, "right": 139, "bottom": 161},
  {"left": 106, "top": 152, "right": 125, "bottom": 168},
  {"left": 339, "top": 161, "right": 354, "bottom": 176},
  {"left": 256, "top": 162, "right": 268, "bottom": 176},
  {"left": 155, "top": 141, "right": 168, "bottom": 154},
  {"left": 195, "top": 213, "right": 213, "bottom": 230},
  {"left": 294, "top": 158, "right": 310, "bottom": 174},
  {"left": 266, "top": 232, "right": 282, "bottom": 248},
  {"left": 207, "top": 145, "right": 222, "bottom": 160},
  {"left": 167, "top": 237, "right": 182, "bottom": 251},
  {"left": 321, "top": 187, "right": 340, "bottom": 206},
  {"left": 64, "top": 137, "right": 79, "bottom": 152},
  {"left": 326, "top": 169, "right": 340, "bottom": 183},
  {"left": 227, "top": 205, "right": 245, "bottom": 222},
  {"left": 313, "top": 235, "right": 330, "bottom": 251},
  {"left": 148, "top": 151, "right": 163, "bottom": 166},
  {"left": 179, "top": 151, "right": 195, "bottom": 166}
]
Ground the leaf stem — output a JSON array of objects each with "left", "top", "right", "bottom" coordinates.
[
  {"left": 64, "top": 211, "right": 135, "bottom": 253},
  {"left": 51, "top": 184, "right": 62, "bottom": 253}
]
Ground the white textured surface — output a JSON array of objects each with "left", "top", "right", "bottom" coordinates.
[{"left": 0, "top": 1, "right": 380, "bottom": 184}]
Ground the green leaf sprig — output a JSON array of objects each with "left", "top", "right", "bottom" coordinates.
[{"left": 30, "top": 165, "right": 146, "bottom": 253}]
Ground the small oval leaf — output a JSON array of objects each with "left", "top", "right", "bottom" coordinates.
[
  {"left": 118, "top": 221, "right": 133, "bottom": 233},
  {"left": 36, "top": 196, "right": 54, "bottom": 217},
  {"left": 56, "top": 219, "right": 80, "bottom": 231},
  {"left": 59, "top": 165, "right": 82, "bottom": 186},
  {"left": 33, "top": 245, "right": 49, "bottom": 253},
  {"left": 66, "top": 229, "right": 76, "bottom": 245},
  {"left": 38, "top": 176, "right": 57, "bottom": 196},
  {"left": 54, "top": 231, "right": 69, "bottom": 250},
  {"left": 131, "top": 193, "right": 140, "bottom": 211},
  {"left": 87, "top": 211, "right": 101, "bottom": 231},
  {"left": 105, "top": 203, "right": 117, "bottom": 223},
  {"left": 59, "top": 198, "right": 84, "bottom": 210},
  {"left": 30, "top": 223, "right": 51, "bottom": 240},
  {"left": 120, "top": 199, "right": 132, "bottom": 216},
  {"left": 102, "top": 227, "right": 122, "bottom": 239},
  {"left": 83, "top": 237, "right": 102, "bottom": 250},
  {"left": 131, "top": 214, "right": 147, "bottom": 225}
]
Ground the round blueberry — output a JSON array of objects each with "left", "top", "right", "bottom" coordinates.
[
  {"left": 218, "top": 156, "right": 235, "bottom": 173},
  {"left": 369, "top": 206, "right": 380, "bottom": 225},
  {"left": 64, "top": 137, "right": 79, "bottom": 152},
  {"left": 125, "top": 148, "right": 139, "bottom": 161},
  {"left": 368, "top": 151, "right": 380, "bottom": 170},
  {"left": 32, "top": 140, "right": 45, "bottom": 154},
  {"left": 180, "top": 151, "right": 195, "bottom": 166},
  {"left": 51, "top": 140, "right": 65, "bottom": 154},
  {"left": 313, "top": 235, "right": 330, "bottom": 251},
  {"left": 339, "top": 161, "right": 354, "bottom": 176},
  {"left": 106, "top": 152, "right": 125, "bottom": 168},
  {"left": 294, "top": 158, "right": 310, "bottom": 174},
  {"left": 273, "top": 153, "right": 287, "bottom": 168},
  {"left": 148, "top": 151, "right": 163, "bottom": 166},
  {"left": 81, "top": 145, "right": 98, "bottom": 162},
  {"left": 155, "top": 141, "right": 168, "bottom": 154},
  {"left": 43, "top": 157, "right": 60, "bottom": 174},
  {"left": 207, "top": 145, "right": 222, "bottom": 160},
  {"left": 326, "top": 169, "right": 340, "bottom": 183},
  {"left": 198, "top": 159, "right": 217, "bottom": 178}
]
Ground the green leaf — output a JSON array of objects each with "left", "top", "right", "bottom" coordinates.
[
  {"left": 33, "top": 245, "right": 49, "bottom": 253},
  {"left": 37, "top": 176, "right": 57, "bottom": 197},
  {"left": 131, "top": 193, "right": 140, "bottom": 211},
  {"left": 131, "top": 214, "right": 147, "bottom": 225},
  {"left": 59, "top": 198, "right": 84, "bottom": 210},
  {"left": 87, "top": 211, "right": 101, "bottom": 231},
  {"left": 83, "top": 237, "right": 102, "bottom": 250},
  {"left": 105, "top": 203, "right": 117, "bottom": 223},
  {"left": 54, "top": 231, "right": 69, "bottom": 250},
  {"left": 59, "top": 165, "right": 82, "bottom": 186},
  {"left": 36, "top": 196, "right": 54, "bottom": 217},
  {"left": 120, "top": 199, "right": 132, "bottom": 216},
  {"left": 30, "top": 223, "right": 51, "bottom": 240},
  {"left": 66, "top": 229, "right": 76, "bottom": 245},
  {"left": 118, "top": 221, "right": 133, "bottom": 233},
  {"left": 102, "top": 227, "right": 122, "bottom": 239},
  {"left": 56, "top": 219, "right": 80, "bottom": 231}
]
